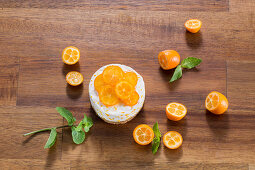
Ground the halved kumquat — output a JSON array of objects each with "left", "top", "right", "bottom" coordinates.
[
  {"left": 99, "top": 85, "right": 119, "bottom": 107},
  {"left": 62, "top": 46, "right": 80, "bottom": 65},
  {"left": 166, "top": 102, "right": 187, "bottom": 121},
  {"left": 158, "top": 50, "right": 180, "bottom": 70},
  {"left": 66, "top": 71, "right": 83, "bottom": 86},
  {"left": 124, "top": 72, "right": 138, "bottom": 87},
  {"left": 122, "top": 91, "right": 139, "bottom": 106},
  {"left": 133, "top": 124, "right": 154, "bottom": 145},
  {"left": 102, "top": 66, "right": 124, "bottom": 86},
  {"left": 163, "top": 131, "right": 183, "bottom": 149},
  {"left": 205, "top": 91, "right": 228, "bottom": 115},
  {"left": 185, "top": 19, "right": 202, "bottom": 33},
  {"left": 115, "top": 81, "right": 134, "bottom": 100}
]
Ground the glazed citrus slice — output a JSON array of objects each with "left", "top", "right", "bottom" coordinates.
[
  {"left": 62, "top": 46, "right": 80, "bottom": 65},
  {"left": 102, "top": 66, "right": 124, "bottom": 86},
  {"left": 115, "top": 81, "right": 134, "bottom": 100},
  {"left": 66, "top": 71, "right": 83, "bottom": 86},
  {"left": 163, "top": 131, "right": 183, "bottom": 149},
  {"left": 94, "top": 74, "right": 105, "bottom": 93},
  {"left": 99, "top": 85, "right": 119, "bottom": 107},
  {"left": 158, "top": 50, "right": 180, "bottom": 70},
  {"left": 133, "top": 124, "right": 154, "bottom": 145},
  {"left": 205, "top": 91, "right": 228, "bottom": 115},
  {"left": 124, "top": 72, "right": 138, "bottom": 87},
  {"left": 166, "top": 102, "right": 187, "bottom": 121},
  {"left": 122, "top": 91, "right": 139, "bottom": 106},
  {"left": 185, "top": 19, "right": 202, "bottom": 33}
]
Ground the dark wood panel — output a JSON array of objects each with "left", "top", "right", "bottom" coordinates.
[
  {"left": 0, "top": 107, "right": 62, "bottom": 159},
  {"left": 0, "top": 56, "right": 19, "bottom": 106},
  {"left": 0, "top": 0, "right": 228, "bottom": 11},
  {"left": 0, "top": 159, "right": 70, "bottom": 170}
]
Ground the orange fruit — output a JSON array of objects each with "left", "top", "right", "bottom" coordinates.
[
  {"left": 122, "top": 91, "right": 139, "bottom": 106},
  {"left": 185, "top": 19, "right": 202, "bottom": 33},
  {"left": 124, "top": 72, "right": 138, "bottom": 87},
  {"left": 133, "top": 124, "right": 154, "bottom": 145},
  {"left": 158, "top": 50, "right": 180, "bottom": 70},
  {"left": 66, "top": 71, "right": 83, "bottom": 86},
  {"left": 166, "top": 102, "right": 187, "bottom": 121},
  {"left": 94, "top": 74, "right": 105, "bottom": 93},
  {"left": 99, "top": 85, "right": 119, "bottom": 107},
  {"left": 62, "top": 46, "right": 80, "bottom": 65},
  {"left": 115, "top": 81, "right": 134, "bottom": 100},
  {"left": 205, "top": 91, "right": 228, "bottom": 115},
  {"left": 163, "top": 131, "right": 183, "bottom": 149},
  {"left": 102, "top": 66, "right": 124, "bottom": 86}
]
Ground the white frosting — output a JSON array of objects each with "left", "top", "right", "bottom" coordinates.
[{"left": 89, "top": 64, "right": 145, "bottom": 124}]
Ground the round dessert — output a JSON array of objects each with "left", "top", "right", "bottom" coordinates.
[{"left": 89, "top": 64, "right": 145, "bottom": 124}]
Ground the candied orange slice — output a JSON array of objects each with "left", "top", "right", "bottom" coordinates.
[
  {"left": 94, "top": 74, "right": 105, "bottom": 93},
  {"left": 122, "top": 91, "right": 139, "bottom": 106},
  {"left": 99, "top": 85, "right": 119, "bottom": 107},
  {"left": 115, "top": 81, "right": 134, "bottom": 100},
  {"left": 163, "top": 131, "right": 183, "bottom": 149},
  {"left": 205, "top": 91, "right": 228, "bottom": 115},
  {"left": 62, "top": 46, "right": 80, "bottom": 65},
  {"left": 66, "top": 71, "right": 83, "bottom": 86},
  {"left": 185, "top": 19, "right": 202, "bottom": 33},
  {"left": 166, "top": 102, "right": 187, "bottom": 121},
  {"left": 102, "top": 66, "right": 124, "bottom": 86},
  {"left": 124, "top": 72, "right": 138, "bottom": 87},
  {"left": 133, "top": 124, "right": 154, "bottom": 145}
]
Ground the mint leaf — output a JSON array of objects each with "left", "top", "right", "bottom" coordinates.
[
  {"left": 181, "top": 57, "right": 202, "bottom": 69},
  {"left": 82, "top": 115, "right": 93, "bottom": 132},
  {"left": 76, "top": 121, "right": 84, "bottom": 131},
  {"left": 152, "top": 122, "right": 161, "bottom": 154},
  {"left": 71, "top": 126, "right": 85, "bottom": 144},
  {"left": 153, "top": 122, "right": 161, "bottom": 138},
  {"left": 170, "top": 65, "right": 182, "bottom": 82},
  {"left": 56, "top": 107, "right": 76, "bottom": 126},
  {"left": 152, "top": 137, "right": 160, "bottom": 154},
  {"left": 44, "top": 128, "right": 57, "bottom": 149}
]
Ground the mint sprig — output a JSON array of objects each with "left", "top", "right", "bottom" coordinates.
[
  {"left": 152, "top": 122, "right": 161, "bottom": 154},
  {"left": 170, "top": 57, "right": 202, "bottom": 82},
  {"left": 23, "top": 107, "right": 93, "bottom": 149}
]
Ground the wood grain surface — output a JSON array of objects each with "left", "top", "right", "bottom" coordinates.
[{"left": 0, "top": 0, "right": 254, "bottom": 169}]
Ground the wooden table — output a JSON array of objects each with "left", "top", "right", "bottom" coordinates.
[{"left": 0, "top": 0, "right": 254, "bottom": 169}]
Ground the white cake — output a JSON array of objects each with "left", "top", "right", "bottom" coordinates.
[{"left": 89, "top": 64, "right": 145, "bottom": 124}]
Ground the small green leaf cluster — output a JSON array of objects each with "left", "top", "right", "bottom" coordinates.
[
  {"left": 151, "top": 122, "right": 161, "bottom": 154},
  {"left": 170, "top": 57, "right": 202, "bottom": 82}
]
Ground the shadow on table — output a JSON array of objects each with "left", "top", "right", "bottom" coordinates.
[
  {"left": 205, "top": 110, "right": 229, "bottom": 142},
  {"left": 66, "top": 84, "right": 83, "bottom": 100},
  {"left": 158, "top": 67, "right": 181, "bottom": 91},
  {"left": 62, "top": 63, "right": 80, "bottom": 76},
  {"left": 185, "top": 31, "right": 203, "bottom": 49}
]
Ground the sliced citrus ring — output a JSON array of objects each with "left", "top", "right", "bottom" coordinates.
[
  {"left": 166, "top": 102, "right": 187, "bottom": 121},
  {"left": 94, "top": 74, "right": 105, "bottom": 93},
  {"left": 124, "top": 72, "right": 138, "bottom": 87},
  {"left": 102, "top": 66, "right": 124, "bottom": 86},
  {"left": 133, "top": 124, "right": 154, "bottom": 145},
  {"left": 205, "top": 91, "right": 228, "bottom": 115},
  {"left": 62, "top": 46, "right": 80, "bottom": 65},
  {"left": 115, "top": 81, "right": 134, "bottom": 100},
  {"left": 99, "top": 85, "right": 119, "bottom": 107},
  {"left": 66, "top": 71, "right": 83, "bottom": 86},
  {"left": 158, "top": 50, "right": 180, "bottom": 70},
  {"left": 185, "top": 19, "right": 202, "bottom": 33},
  {"left": 163, "top": 131, "right": 183, "bottom": 149},
  {"left": 122, "top": 91, "right": 139, "bottom": 106}
]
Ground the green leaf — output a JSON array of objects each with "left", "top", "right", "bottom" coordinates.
[
  {"left": 71, "top": 126, "right": 85, "bottom": 144},
  {"left": 56, "top": 107, "right": 76, "bottom": 126},
  {"left": 170, "top": 65, "right": 182, "bottom": 82},
  {"left": 82, "top": 114, "right": 93, "bottom": 133},
  {"left": 152, "top": 137, "right": 160, "bottom": 154},
  {"left": 181, "top": 57, "right": 202, "bottom": 69},
  {"left": 44, "top": 128, "right": 57, "bottom": 149},
  {"left": 76, "top": 121, "right": 84, "bottom": 132},
  {"left": 153, "top": 122, "right": 161, "bottom": 138}
]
